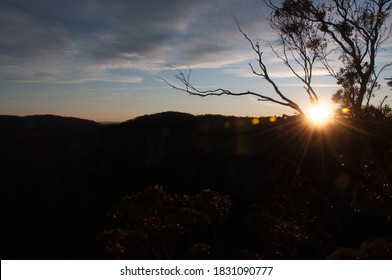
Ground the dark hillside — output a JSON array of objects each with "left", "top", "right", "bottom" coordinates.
[
  {"left": 98, "top": 112, "right": 301, "bottom": 195},
  {"left": 1, "top": 115, "right": 104, "bottom": 259},
  {"left": 1, "top": 112, "right": 391, "bottom": 259}
]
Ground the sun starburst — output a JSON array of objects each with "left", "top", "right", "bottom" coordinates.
[{"left": 307, "top": 104, "right": 332, "bottom": 125}]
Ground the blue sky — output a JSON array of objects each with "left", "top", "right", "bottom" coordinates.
[{"left": 1, "top": 0, "right": 391, "bottom": 122}]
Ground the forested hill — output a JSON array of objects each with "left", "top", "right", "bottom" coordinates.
[
  {"left": 0, "top": 114, "right": 101, "bottom": 130},
  {"left": 1, "top": 112, "right": 391, "bottom": 259},
  {"left": 0, "top": 112, "right": 300, "bottom": 259}
]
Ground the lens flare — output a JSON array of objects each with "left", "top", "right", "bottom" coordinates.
[
  {"left": 342, "top": 107, "right": 350, "bottom": 114},
  {"left": 251, "top": 118, "right": 260, "bottom": 125},
  {"left": 269, "top": 116, "right": 277, "bottom": 123}
]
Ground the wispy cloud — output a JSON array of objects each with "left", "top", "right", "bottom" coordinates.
[
  {"left": 6, "top": 72, "right": 143, "bottom": 84},
  {"left": 1, "top": 0, "right": 390, "bottom": 88},
  {"left": 0, "top": 0, "right": 270, "bottom": 84}
]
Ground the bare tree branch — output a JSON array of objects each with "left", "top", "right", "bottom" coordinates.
[
  {"left": 159, "top": 16, "right": 313, "bottom": 116},
  {"left": 158, "top": 68, "right": 297, "bottom": 109}
]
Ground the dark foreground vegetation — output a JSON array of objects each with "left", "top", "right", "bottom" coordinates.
[{"left": 1, "top": 112, "right": 391, "bottom": 259}]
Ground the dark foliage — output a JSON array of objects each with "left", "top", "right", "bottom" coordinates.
[{"left": 1, "top": 112, "right": 391, "bottom": 259}]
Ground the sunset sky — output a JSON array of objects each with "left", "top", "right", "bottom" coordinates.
[{"left": 1, "top": 0, "right": 391, "bottom": 122}]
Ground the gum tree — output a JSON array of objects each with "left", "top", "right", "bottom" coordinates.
[
  {"left": 266, "top": 0, "right": 392, "bottom": 117},
  {"left": 162, "top": 0, "right": 392, "bottom": 118}
]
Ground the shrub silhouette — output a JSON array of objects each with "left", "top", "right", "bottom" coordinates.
[
  {"left": 96, "top": 185, "right": 232, "bottom": 259},
  {"left": 328, "top": 238, "right": 392, "bottom": 259}
]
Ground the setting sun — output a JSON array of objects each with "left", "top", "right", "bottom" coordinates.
[{"left": 307, "top": 104, "right": 332, "bottom": 125}]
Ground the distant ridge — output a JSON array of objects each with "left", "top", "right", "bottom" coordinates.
[
  {"left": 0, "top": 114, "right": 102, "bottom": 130},
  {"left": 0, "top": 111, "right": 298, "bottom": 130},
  {"left": 127, "top": 111, "right": 195, "bottom": 122}
]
